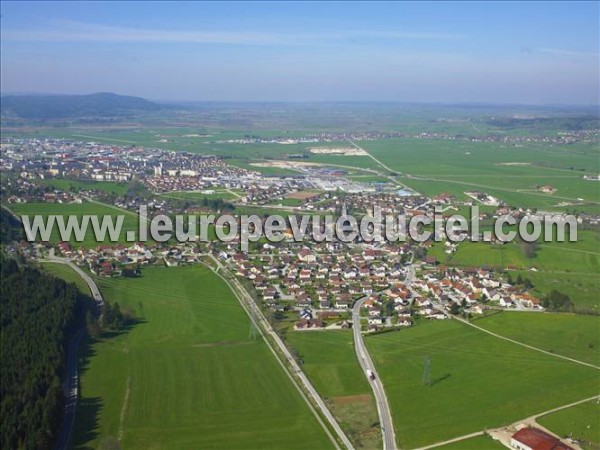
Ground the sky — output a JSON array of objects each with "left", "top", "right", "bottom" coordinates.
[{"left": 1, "top": 1, "right": 598, "bottom": 104}]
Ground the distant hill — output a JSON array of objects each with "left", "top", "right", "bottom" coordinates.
[{"left": 0, "top": 92, "right": 166, "bottom": 119}]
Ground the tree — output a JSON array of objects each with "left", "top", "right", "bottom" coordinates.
[
  {"left": 450, "top": 302, "right": 460, "bottom": 315},
  {"left": 86, "top": 310, "right": 102, "bottom": 339},
  {"left": 522, "top": 241, "right": 538, "bottom": 259},
  {"left": 543, "top": 290, "right": 574, "bottom": 312},
  {"left": 1, "top": 256, "right": 84, "bottom": 450}
]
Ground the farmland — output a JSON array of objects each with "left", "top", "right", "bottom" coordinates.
[
  {"left": 38, "top": 178, "right": 131, "bottom": 196},
  {"left": 72, "top": 265, "right": 333, "bottom": 450},
  {"left": 7, "top": 202, "right": 140, "bottom": 248},
  {"left": 365, "top": 320, "right": 600, "bottom": 449},
  {"left": 360, "top": 138, "right": 600, "bottom": 214},
  {"left": 285, "top": 330, "right": 381, "bottom": 449},
  {"left": 474, "top": 312, "right": 600, "bottom": 366},
  {"left": 434, "top": 435, "right": 506, "bottom": 450}
]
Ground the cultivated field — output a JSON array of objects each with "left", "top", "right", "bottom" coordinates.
[
  {"left": 433, "top": 434, "right": 506, "bottom": 450},
  {"left": 285, "top": 330, "right": 381, "bottom": 449},
  {"left": 7, "top": 202, "right": 140, "bottom": 248},
  {"left": 360, "top": 138, "right": 600, "bottom": 214},
  {"left": 72, "top": 265, "right": 334, "bottom": 449},
  {"left": 474, "top": 312, "right": 600, "bottom": 366},
  {"left": 365, "top": 320, "right": 600, "bottom": 449},
  {"left": 38, "top": 178, "right": 130, "bottom": 196}
]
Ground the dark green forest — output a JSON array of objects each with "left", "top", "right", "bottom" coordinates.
[
  {"left": 1, "top": 256, "right": 85, "bottom": 450},
  {"left": 0, "top": 208, "right": 24, "bottom": 244}
]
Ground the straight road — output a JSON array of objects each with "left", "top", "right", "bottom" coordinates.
[
  {"left": 203, "top": 254, "right": 354, "bottom": 450},
  {"left": 53, "top": 328, "right": 84, "bottom": 450},
  {"left": 352, "top": 297, "right": 397, "bottom": 450},
  {"left": 38, "top": 258, "right": 104, "bottom": 450}
]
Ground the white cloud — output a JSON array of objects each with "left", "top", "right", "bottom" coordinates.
[{"left": 0, "top": 19, "right": 467, "bottom": 45}]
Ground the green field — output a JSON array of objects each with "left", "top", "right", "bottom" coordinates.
[
  {"left": 38, "top": 261, "right": 91, "bottom": 294},
  {"left": 434, "top": 435, "right": 506, "bottom": 450},
  {"left": 537, "top": 400, "right": 600, "bottom": 450},
  {"left": 285, "top": 331, "right": 381, "bottom": 449},
  {"left": 474, "top": 312, "right": 600, "bottom": 366},
  {"left": 39, "top": 178, "right": 130, "bottom": 196},
  {"left": 361, "top": 138, "right": 600, "bottom": 214},
  {"left": 157, "top": 189, "right": 240, "bottom": 202},
  {"left": 72, "top": 265, "right": 333, "bottom": 449},
  {"left": 7, "top": 202, "right": 140, "bottom": 248},
  {"left": 366, "top": 320, "right": 600, "bottom": 449}
]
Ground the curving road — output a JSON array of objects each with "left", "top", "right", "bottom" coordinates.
[
  {"left": 352, "top": 296, "right": 397, "bottom": 450},
  {"left": 39, "top": 258, "right": 104, "bottom": 450}
]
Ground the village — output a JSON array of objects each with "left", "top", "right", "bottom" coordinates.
[{"left": 1, "top": 136, "right": 586, "bottom": 336}]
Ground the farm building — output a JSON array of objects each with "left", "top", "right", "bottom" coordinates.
[{"left": 510, "top": 427, "right": 573, "bottom": 450}]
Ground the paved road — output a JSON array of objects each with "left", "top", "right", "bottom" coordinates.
[
  {"left": 203, "top": 254, "right": 354, "bottom": 450},
  {"left": 352, "top": 296, "right": 397, "bottom": 450},
  {"left": 45, "top": 256, "right": 104, "bottom": 309},
  {"left": 39, "top": 258, "right": 105, "bottom": 450},
  {"left": 53, "top": 328, "right": 84, "bottom": 450},
  {"left": 350, "top": 262, "right": 417, "bottom": 450}
]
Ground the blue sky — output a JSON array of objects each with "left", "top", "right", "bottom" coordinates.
[{"left": 1, "top": 1, "right": 598, "bottom": 104}]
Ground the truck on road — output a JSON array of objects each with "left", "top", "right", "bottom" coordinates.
[{"left": 366, "top": 369, "right": 375, "bottom": 381}]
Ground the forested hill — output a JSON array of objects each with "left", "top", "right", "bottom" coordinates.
[
  {"left": 0, "top": 257, "right": 85, "bottom": 450},
  {"left": 0, "top": 92, "right": 166, "bottom": 119}
]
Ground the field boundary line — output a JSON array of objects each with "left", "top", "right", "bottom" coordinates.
[
  {"left": 454, "top": 315, "right": 600, "bottom": 370},
  {"left": 118, "top": 376, "right": 131, "bottom": 442},
  {"left": 414, "top": 394, "right": 600, "bottom": 450},
  {"left": 408, "top": 175, "right": 600, "bottom": 205},
  {"left": 199, "top": 257, "right": 353, "bottom": 450}
]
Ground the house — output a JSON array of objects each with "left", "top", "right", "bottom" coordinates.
[
  {"left": 397, "top": 318, "right": 412, "bottom": 326},
  {"left": 510, "top": 427, "right": 573, "bottom": 450},
  {"left": 263, "top": 288, "right": 277, "bottom": 301},
  {"left": 368, "top": 307, "right": 382, "bottom": 317},
  {"left": 427, "top": 311, "right": 447, "bottom": 320},
  {"left": 368, "top": 316, "right": 384, "bottom": 325},
  {"left": 299, "top": 269, "right": 312, "bottom": 280},
  {"left": 335, "top": 299, "right": 350, "bottom": 309},
  {"left": 295, "top": 319, "right": 324, "bottom": 330},
  {"left": 298, "top": 248, "right": 316, "bottom": 263}
]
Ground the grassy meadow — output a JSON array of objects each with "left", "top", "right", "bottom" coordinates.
[
  {"left": 361, "top": 138, "right": 600, "bottom": 214},
  {"left": 365, "top": 320, "right": 600, "bottom": 449},
  {"left": 474, "top": 312, "right": 600, "bottom": 366},
  {"left": 72, "top": 265, "right": 333, "bottom": 450},
  {"left": 285, "top": 330, "right": 381, "bottom": 449},
  {"left": 7, "top": 202, "right": 140, "bottom": 249},
  {"left": 38, "top": 178, "right": 130, "bottom": 196},
  {"left": 433, "top": 435, "right": 506, "bottom": 450}
]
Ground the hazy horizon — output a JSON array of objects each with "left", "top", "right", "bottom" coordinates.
[{"left": 1, "top": 1, "right": 599, "bottom": 105}]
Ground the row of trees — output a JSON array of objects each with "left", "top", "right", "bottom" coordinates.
[
  {"left": 86, "top": 301, "right": 136, "bottom": 340},
  {"left": 0, "top": 256, "right": 86, "bottom": 450}
]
